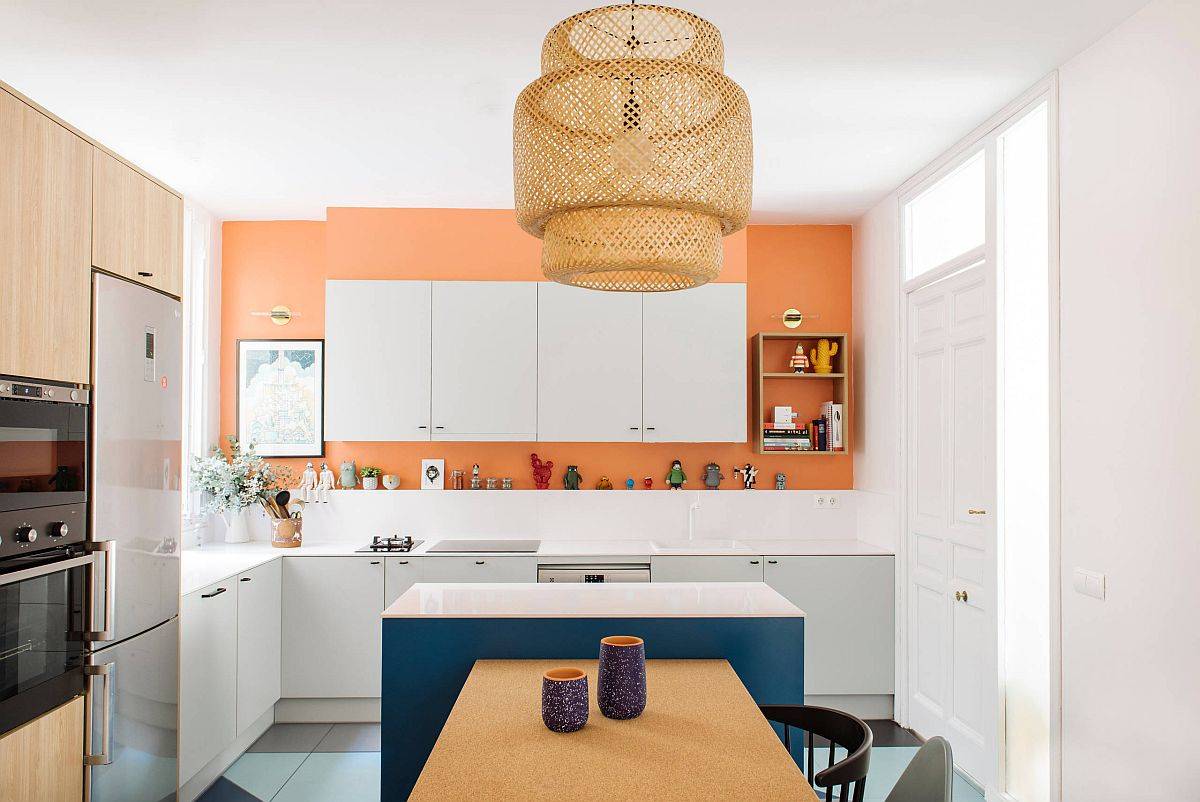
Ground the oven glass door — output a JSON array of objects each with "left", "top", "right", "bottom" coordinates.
[
  {"left": 0, "top": 396, "right": 88, "bottom": 512},
  {"left": 0, "top": 551, "right": 90, "bottom": 713}
]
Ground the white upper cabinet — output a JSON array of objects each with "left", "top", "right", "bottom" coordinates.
[
  {"left": 432, "top": 281, "right": 538, "bottom": 441},
  {"left": 642, "top": 283, "right": 747, "bottom": 442},
  {"left": 537, "top": 283, "right": 643, "bottom": 442},
  {"left": 326, "top": 280, "right": 432, "bottom": 441}
]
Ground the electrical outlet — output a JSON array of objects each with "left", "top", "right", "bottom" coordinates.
[
  {"left": 826, "top": 495, "right": 839, "bottom": 508},
  {"left": 813, "top": 495, "right": 827, "bottom": 508}
]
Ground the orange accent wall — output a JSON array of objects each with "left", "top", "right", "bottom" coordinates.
[{"left": 220, "top": 209, "right": 850, "bottom": 490}]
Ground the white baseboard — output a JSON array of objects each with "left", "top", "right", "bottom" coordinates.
[
  {"left": 804, "top": 694, "right": 894, "bottom": 720},
  {"left": 179, "top": 707, "right": 273, "bottom": 802},
  {"left": 274, "top": 697, "right": 381, "bottom": 723}
]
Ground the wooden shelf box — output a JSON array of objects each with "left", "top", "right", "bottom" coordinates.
[{"left": 752, "top": 332, "right": 850, "bottom": 456}]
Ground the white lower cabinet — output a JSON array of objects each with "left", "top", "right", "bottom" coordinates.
[
  {"left": 282, "top": 557, "right": 385, "bottom": 698},
  {"left": 235, "top": 559, "right": 281, "bottom": 734},
  {"left": 764, "top": 556, "right": 896, "bottom": 695},
  {"left": 180, "top": 579, "right": 238, "bottom": 782},
  {"left": 650, "top": 555, "right": 765, "bottom": 582},
  {"left": 384, "top": 556, "right": 537, "bottom": 606}
]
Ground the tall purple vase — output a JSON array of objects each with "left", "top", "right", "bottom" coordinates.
[
  {"left": 597, "top": 636, "right": 647, "bottom": 720},
  {"left": 541, "top": 667, "right": 589, "bottom": 733}
]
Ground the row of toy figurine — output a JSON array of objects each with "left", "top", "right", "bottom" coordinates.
[
  {"left": 297, "top": 461, "right": 338, "bottom": 503},
  {"left": 788, "top": 338, "right": 839, "bottom": 374},
  {"left": 531, "top": 454, "right": 779, "bottom": 491}
]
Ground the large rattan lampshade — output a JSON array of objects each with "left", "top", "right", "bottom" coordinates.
[{"left": 514, "top": 3, "right": 752, "bottom": 292}]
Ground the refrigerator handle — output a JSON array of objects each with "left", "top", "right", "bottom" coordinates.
[
  {"left": 85, "top": 540, "right": 116, "bottom": 641},
  {"left": 84, "top": 661, "right": 114, "bottom": 766}
]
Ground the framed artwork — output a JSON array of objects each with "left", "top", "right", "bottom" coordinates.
[{"left": 236, "top": 339, "right": 324, "bottom": 457}]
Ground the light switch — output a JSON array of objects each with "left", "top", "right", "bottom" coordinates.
[{"left": 1072, "top": 568, "right": 1106, "bottom": 600}]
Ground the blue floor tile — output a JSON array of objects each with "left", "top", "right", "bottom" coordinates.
[
  {"left": 224, "top": 752, "right": 308, "bottom": 800},
  {"left": 272, "top": 752, "right": 381, "bottom": 802}
]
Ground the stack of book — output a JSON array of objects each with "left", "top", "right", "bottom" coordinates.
[
  {"left": 762, "top": 402, "right": 844, "bottom": 452},
  {"left": 762, "top": 427, "right": 811, "bottom": 451}
]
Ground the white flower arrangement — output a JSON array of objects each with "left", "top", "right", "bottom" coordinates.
[{"left": 191, "top": 437, "right": 288, "bottom": 515}]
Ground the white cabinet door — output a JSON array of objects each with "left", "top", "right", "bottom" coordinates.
[
  {"left": 537, "top": 283, "right": 643, "bottom": 441},
  {"left": 180, "top": 580, "right": 238, "bottom": 782},
  {"left": 642, "top": 283, "right": 747, "bottom": 442},
  {"left": 764, "top": 556, "right": 896, "bottom": 696},
  {"left": 282, "top": 557, "right": 385, "bottom": 698},
  {"left": 326, "top": 280, "right": 432, "bottom": 441},
  {"left": 431, "top": 281, "right": 538, "bottom": 440},
  {"left": 236, "top": 559, "right": 282, "bottom": 734},
  {"left": 384, "top": 557, "right": 422, "bottom": 608},
  {"left": 419, "top": 556, "right": 538, "bottom": 583},
  {"left": 650, "top": 555, "right": 764, "bottom": 582}
]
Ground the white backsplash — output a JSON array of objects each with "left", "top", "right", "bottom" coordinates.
[{"left": 222, "top": 489, "right": 859, "bottom": 544}]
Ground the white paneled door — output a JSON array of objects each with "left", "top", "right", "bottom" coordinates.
[{"left": 905, "top": 264, "right": 997, "bottom": 787}]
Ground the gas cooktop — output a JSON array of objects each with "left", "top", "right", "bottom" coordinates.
[
  {"left": 356, "top": 536, "right": 423, "bottom": 553},
  {"left": 427, "top": 539, "right": 541, "bottom": 553}
]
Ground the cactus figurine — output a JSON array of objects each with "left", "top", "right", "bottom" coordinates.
[{"left": 809, "top": 339, "right": 840, "bottom": 374}]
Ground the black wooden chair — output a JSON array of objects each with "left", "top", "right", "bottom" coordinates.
[{"left": 759, "top": 704, "right": 873, "bottom": 802}]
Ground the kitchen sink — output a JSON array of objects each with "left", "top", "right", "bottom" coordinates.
[{"left": 651, "top": 539, "right": 751, "bottom": 553}]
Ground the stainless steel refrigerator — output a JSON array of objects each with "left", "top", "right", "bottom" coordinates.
[{"left": 87, "top": 273, "right": 182, "bottom": 802}]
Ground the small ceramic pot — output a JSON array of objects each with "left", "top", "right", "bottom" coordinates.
[
  {"left": 362, "top": 476, "right": 379, "bottom": 490},
  {"left": 597, "top": 636, "right": 646, "bottom": 720},
  {"left": 270, "top": 518, "right": 302, "bottom": 549},
  {"left": 541, "top": 667, "right": 589, "bottom": 733},
  {"left": 382, "top": 474, "right": 400, "bottom": 490}
]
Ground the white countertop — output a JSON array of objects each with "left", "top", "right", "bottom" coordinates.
[
  {"left": 381, "top": 581, "right": 805, "bottom": 619},
  {"left": 181, "top": 538, "right": 892, "bottom": 595}
]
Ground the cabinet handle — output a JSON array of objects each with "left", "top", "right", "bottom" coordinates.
[
  {"left": 629, "top": 426, "right": 640, "bottom": 430},
  {"left": 201, "top": 587, "right": 227, "bottom": 598},
  {"left": 137, "top": 271, "right": 153, "bottom": 277},
  {"left": 475, "top": 560, "right": 486, "bottom": 565},
  {"left": 370, "top": 561, "right": 381, "bottom": 565},
  {"left": 749, "top": 560, "right": 760, "bottom": 565},
  {"left": 398, "top": 560, "right": 409, "bottom": 565},
  {"left": 240, "top": 577, "right": 251, "bottom": 582},
  {"left": 967, "top": 509, "right": 987, "bottom": 515},
  {"left": 418, "top": 425, "right": 428, "bottom": 429},
  {"left": 645, "top": 426, "right": 656, "bottom": 431},
  {"left": 83, "top": 662, "right": 114, "bottom": 766},
  {"left": 767, "top": 560, "right": 778, "bottom": 565},
  {"left": 435, "top": 426, "right": 445, "bottom": 429}
]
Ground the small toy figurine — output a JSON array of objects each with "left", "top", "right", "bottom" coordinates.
[
  {"left": 775, "top": 472, "right": 787, "bottom": 490},
  {"left": 531, "top": 453, "right": 554, "bottom": 489},
  {"left": 563, "top": 465, "right": 583, "bottom": 490},
  {"left": 625, "top": 478, "right": 636, "bottom": 490},
  {"left": 339, "top": 460, "right": 357, "bottom": 489},
  {"left": 665, "top": 460, "right": 687, "bottom": 489},
  {"left": 809, "top": 338, "right": 840, "bottom": 374},
  {"left": 789, "top": 343, "right": 810, "bottom": 373},
  {"left": 317, "top": 463, "right": 336, "bottom": 502},
  {"left": 299, "top": 461, "right": 318, "bottom": 502},
  {"left": 470, "top": 463, "right": 482, "bottom": 490},
  {"left": 702, "top": 462, "right": 724, "bottom": 489},
  {"left": 732, "top": 463, "right": 759, "bottom": 490},
  {"left": 451, "top": 469, "right": 465, "bottom": 490},
  {"left": 502, "top": 477, "right": 513, "bottom": 490},
  {"left": 596, "top": 476, "right": 613, "bottom": 490},
  {"left": 643, "top": 476, "right": 653, "bottom": 489}
]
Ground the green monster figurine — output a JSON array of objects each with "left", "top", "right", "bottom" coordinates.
[
  {"left": 563, "top": 465, "right": 583, "bottom": 490},
  {"left": 665, "top": 459, "right": 687, "bottom": 490}
]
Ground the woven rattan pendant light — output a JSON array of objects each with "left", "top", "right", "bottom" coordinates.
[{"left": 514, "top": 3, "right": 752, "bottom": 292}]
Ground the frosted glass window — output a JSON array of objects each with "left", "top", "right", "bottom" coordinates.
[{"left": 905, "top": 150, "right": 986, "bottom": 279}]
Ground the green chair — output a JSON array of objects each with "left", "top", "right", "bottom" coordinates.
[{"left": 884, "top": 736, "right": 954, "bottom": 802}]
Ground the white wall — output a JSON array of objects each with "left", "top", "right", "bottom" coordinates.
[
  {"left": 852, "top": 193, "right": 901, "bottom": 551},
  {"left": 1058, "top": 2, "right": 1200, "bottom": 799}
]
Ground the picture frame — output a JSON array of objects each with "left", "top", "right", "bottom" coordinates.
[{"left": 236, "top": 339, "right": 325, "bottom": 457}]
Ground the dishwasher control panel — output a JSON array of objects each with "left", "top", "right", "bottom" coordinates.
[{"left": 537, "top": 564, "right": 651, "bottom": 583}]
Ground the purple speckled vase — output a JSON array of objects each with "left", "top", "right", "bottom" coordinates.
[
  {"left": 541, "top": 668, "right": 589, "bottom": 733},
  {"left": 598, "top": 636, "right": 647, "bottom": 720}
]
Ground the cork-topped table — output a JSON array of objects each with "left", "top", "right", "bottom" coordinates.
[{"left": 409, "top": 659, "right": 819, "bottom": 802}]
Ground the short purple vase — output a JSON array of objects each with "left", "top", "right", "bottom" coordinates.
[
  {"left": 541, "top": 667, "right": 589, "bottom": 733},
  {"left": 597, "top": 635, "right": 647, "bottom": 720}
]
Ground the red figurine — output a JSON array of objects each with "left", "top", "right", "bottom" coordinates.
[
  {"left": 643, "top": 476, "right": 653, "bottom": 489},
  {"left": 530, "top": 453, "right": 554, "bottom": 490}
]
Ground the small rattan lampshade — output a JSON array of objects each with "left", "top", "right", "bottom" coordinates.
[{"left": 514, "top": 3, "right": 752, "bottom": 292}]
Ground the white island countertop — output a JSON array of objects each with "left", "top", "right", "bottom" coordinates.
[{"left": 381, "top": 581, "right": 805, "bottom": 619}]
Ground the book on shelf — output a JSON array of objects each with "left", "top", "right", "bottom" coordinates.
[
  {"left": 812, "top": 418, "right": 827, "bottom": 451},
  {"left": 821, "top": 402, "right": 844, "bottom": 451}
]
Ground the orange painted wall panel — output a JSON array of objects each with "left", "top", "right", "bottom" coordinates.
[{"left": 219, "top": 209, "right": 848, "bottom": 489}]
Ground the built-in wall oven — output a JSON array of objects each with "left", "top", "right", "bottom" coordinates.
[{"left": 0, "top": 377, "right": 97, "bottom": 734}]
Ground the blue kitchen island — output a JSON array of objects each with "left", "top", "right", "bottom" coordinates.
[{"left": 380, "top": 582, "right": 805, "bottom": 800}]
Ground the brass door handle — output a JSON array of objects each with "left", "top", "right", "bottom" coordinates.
[
  {"left": 967, "top": 509, "right": 987, "bottom": 515},
  {"left": 954, "top": 590, "right": 970, "bottom": 603}
]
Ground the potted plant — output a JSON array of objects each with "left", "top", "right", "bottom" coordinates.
[
  {"left": 192, "top": 437, "right": 289, "bottom": 543},
  {"left": 360, "top": 466, "right": 383, "bottom": 490}
]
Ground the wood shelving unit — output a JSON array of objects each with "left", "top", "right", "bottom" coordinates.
[{"left": 752, "top": 332, "right": 850, "bottom": 456}]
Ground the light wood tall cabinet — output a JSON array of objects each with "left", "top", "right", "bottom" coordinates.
[
  {"left": 0, "top": 87, "right": 92, "bottom": 384},
  {"left": 92, "top": 148, "right": 183, "bottom": 297},
  {"left": 0, "top": 696, "right": 84, "bottom": 802}
]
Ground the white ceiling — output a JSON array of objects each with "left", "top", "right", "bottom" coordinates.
[{"left": 0, "top": 1, "right": 1145, "bottom": 223}]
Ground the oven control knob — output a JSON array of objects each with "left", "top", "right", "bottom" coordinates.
[
  {"left": 48, "top": 522, "right": 69, "bottom": 539},
  {"left": 14, "top": 525, "right": 38, "bottom": 544}
]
